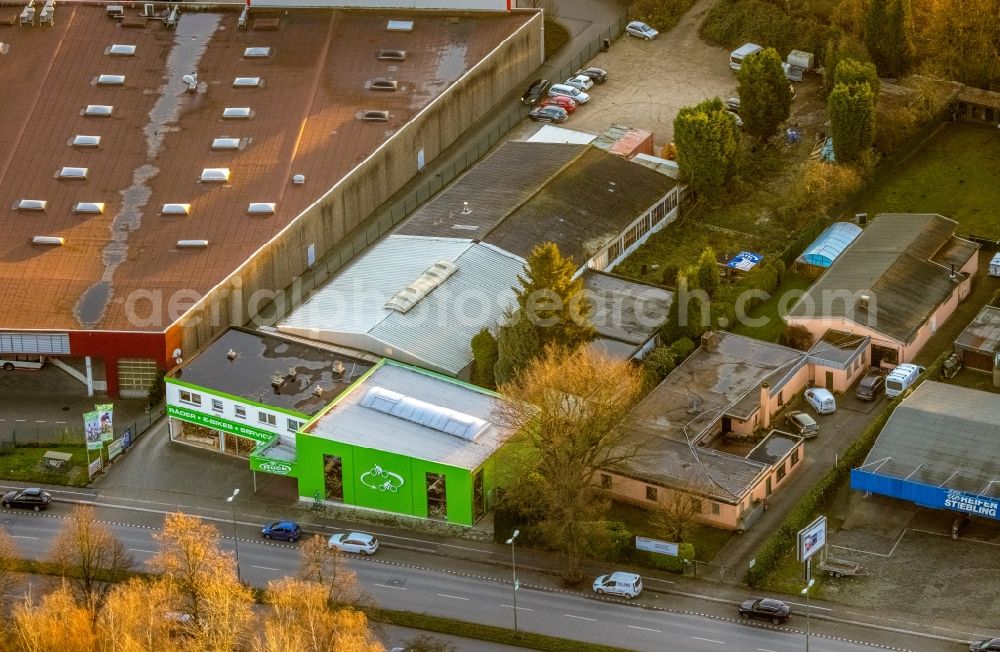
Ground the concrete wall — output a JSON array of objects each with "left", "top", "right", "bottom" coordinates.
[{"left": 171, "top": 11, "right": 543, "bottom": 357}]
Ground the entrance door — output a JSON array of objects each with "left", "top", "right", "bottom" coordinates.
[
  {"left": 825, "top": 371, "right": 834, "bottom": 390},
  {"left": 721, "top": 417, "right": 732, "bottom": 433},
  {"left": 765, "top": 477, "right": 772, "bottom": 497}
]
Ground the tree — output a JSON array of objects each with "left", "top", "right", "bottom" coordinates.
[
  {"left": 642, "top": 346, "right": 676, "bottom": 386},
  {"left": 98, "top": 578, "right": 182, "bottom": 651},
  {"left": 9, "top": 583, "right": 98, "bottom": 652},
  {"left": 649, "top": 489, "right": 698, "bottom": 543},
  {"left": 829, "top": 78, "right": 876, "bottom": 162},
  {"left": 834, "top": 58, "right": 879, "bottom": 95},
  {"left": 297, "top": 534, "right": 366, "bottom": 608},
  {"left": 737, "top": 47, "right": 792, "bottom": 141},
  {"left": 494, "top": 346, "right": 646, "bottom": 577},
  {"left": 493, "top": 309, "right": 541, "bottom": 386},
  {"left": 470, "top": 327, "right": 499, "bottom": 390},
  {"left": 694, "top": 247, "right": 720, "bottom": 297},
  {"left": 822, "top": 36, "right": 871, "bottom": 96},
  {"left": 864, "top": 0, "right": 912, "bottom": 78},
  {"left": 672, "top": 98, "right": 740, "bottom": 196},
  {"left": 779, "top": 324, "right": 815, "bottom": 350},
  {"left": 515, "top": 242, "right": 595, "bottom": 350},
  {"left": 49, "top": 504, "right": 134, "bottom": 615},
  {"left": 918, "top": 0, "right": 1000, "bottom": 88}
]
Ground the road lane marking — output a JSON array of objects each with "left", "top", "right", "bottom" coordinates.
[
  {"left": 374, "top": 583, "right": 407, "bottom": 591},
  {"left": 627, "top": 625, "right": 661, "bottom": 633},
  {"left": 128, "top": 548, "right": 158, "bottom": 554},
  {"left": 436, "top": 593, "right": 469, "bottom": 601},
  {"left": 692, "top": 636, "right": 725, "bottom": 644},
  {"left": 757, "top": 648, "right": 778, "bottom": 651},
  {"left": 564, "top": 614, "right": 596, "bottom": 621},
  {"left": 780, "top": 600, "right": 831, "bottom": 611},
  {"left": 251, "top": 565, "right": 281, "bottom": 571},
  {"left": 501, "top": 604, "right": 533, "bottom": 611},
  {"left": 10, "top": 535, "right": 39, "bottom": 540}
]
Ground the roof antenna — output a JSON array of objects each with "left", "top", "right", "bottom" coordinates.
[
  {"left": 461, "top": 201, "right": 472, "bottom": 215},
  {"left": 182, "top": 73, "right": 197, "bottom": 93}
]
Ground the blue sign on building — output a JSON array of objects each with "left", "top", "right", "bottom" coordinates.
[{"left": 851, "top": 469, "right": 1000, "bottom": 521}]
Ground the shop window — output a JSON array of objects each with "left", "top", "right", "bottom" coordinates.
[
  {"left": 427, "top": 473, "right": 447, "bottom": 520},
  {"left": 211, "top": 399, "right": 224, "bottom": 413},
  {"left": 473, "top": 470, "right": 485, "bottom": 522},
  {"left": 711, "top": 502, "right": 720, "bottom": 515},
  {"left": 258, "top": 411, "right": 276, "bottom": 427},
  {"left": 179, "top": 390, "right": 201, "bottom": 406},
  {"left": 323, "top": 455, "right": 344, "bottom": 501},
  {"left": 791, "top": 449, "right": 800, "bottom": 466},
  {"left": 600, "top": 473, "right": 612, "bottom": 489},
  {"left": 287, "top": 418, "right": 303, "bottom": 433},
  {"left": 234, "top": 405, "right": 246, "bottom": 419},
  {"left": 776, "top": 462, "right": 786, "bottom": 482},
  {"left": 223, "top": 433, "right": 256, "bottom": 458},
  {"left": 645, "top": 486, "right": 658, "bottom": 501}
]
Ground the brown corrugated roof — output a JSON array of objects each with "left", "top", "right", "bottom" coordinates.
[{"left": 0, "top": 6, "right": 528, "bottom": 332}]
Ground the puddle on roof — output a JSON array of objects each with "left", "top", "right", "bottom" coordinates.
[
  {"left": 436, "top": 42, "right": 468, "bottom": 82},
  {"left": 74, "top": 13, "right": 220, "bottom": 328}
]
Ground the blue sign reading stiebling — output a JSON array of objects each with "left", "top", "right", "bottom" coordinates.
[{"left": 943, "top": 490, "right": 998, "bottom": 519}]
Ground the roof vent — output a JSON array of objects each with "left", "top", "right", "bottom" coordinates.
[
  {"left": 227, "top": 348, "right": 238, "bottom": 361},
  {"left": 177, "top": 240, "right": 209, "bottom": 249},
  {"left": 361, "top": 386, "right": 488, "bottom": 441},
  {"left": 16, "top": 199, "right": 47, "bottom": 211},
  {"left": 106, "top": 4, "right": 124, "bottom": 17},
  {"left": 200, "top": 168, "right": 231, "bottom": 183},
  {"left": 233, "top": 76, "right": 262, "bottom": 88},
  {"left": 369, "top": 78, "right": 399, "bottom": 91},
  {"left": 858, "top": 294, "right": 870, "bottom": 310},
  {"left": 312, "top": 385, "right": 324, "bottom": 396},
  {"left": 222, "top": 107, "right": 252, "bottom": 119},
  {"left": 84, "top": 105, "right": 113, "bottom": 117},
  {"left": 161, "top": 203, "right": 191, "bottom": 215},
  {"left": 58, "top": 167, "right": 88, "bottom": 180},
  {"left": 384, "top": 259, "right": 458, "bottom": 313},
  {"left": 107, "top": 44, "right": 136, "bottom": 56},
  {"left": 211, "top": 137, "right": 242, "bottom": 151},
  {"left": 386, "top": 19, "right": 413, "bottom": 32},
  {"left": 461, "top": 201, "right": 472, "bottom": 215},
  {"left": 243, "top": 46, "right": 271, "bottom": 58},
  {"left": 33, "top": 236, "right": 65, "bottom": 246},
  {"left": 247, "top": 202, "right": 275, "bottom": 215},
  {"left": 358, "top": 109, "right": 390, "bottom": 122},
  {"left": 71, "top": 135, "right": 101, "bottom": 148},
  {"left": 96, "top": 74, "right": 125, "bottom": 86},
  {"left": 292, "top": 174, "right": 305, "bottom": 184},
  {"left": 332, "top": 360, "right": 345, "bottom": 376},
  {"left": 377, "top": 49, "right": 407, "bottom": 61},
  {"left": 73, "top": 202, "right": 106, "bottom": 214},
  {"left": 270, "top": 373, "right": 284, "bottom": 389},
  {"left": 182, "top": 73, "right": 198, "bottom": 92}
]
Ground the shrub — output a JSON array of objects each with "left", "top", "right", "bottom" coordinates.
[
  {"left": 668, "top": 337, "right": 697, "bottom": 360},
  {"left": 643, "top": 346, "right": 677, "bottom": 386},
  {"left": 660, "top": 264, "right": 681, "bottom": 287},
  {"left": 629, "top": 0, "right": 698, "bottom": 32},
  {"left": 470, "top": 328, "right": 499, "bottom": 390},
  {"left": 779, "top": 324, "right": 814, "bottom": 350},
  {"left": 829, "top": 79, "right": 876, "bottom": 163},
  {"left": 700, "top": 0, "right": 835, "bottom": 58},
  {"left": 633, "top": 542, "right": 696, "bottom": 573}
]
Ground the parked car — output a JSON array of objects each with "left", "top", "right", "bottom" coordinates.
[
  {"left": 804, "top": 387, "right": 836, "bottom": 414},
  {"left": 885, "top": 363, "right": 925, "bottom": 398},
  {"left": 575, "top": 67, "right": 608, "bottom": 84},
  {"left": 784, "top": 410, "right": 818, "bottom": 438},
  {"left": 625, "top": 20, "right": 658, "bottom": 40},
  {"left": 855, "top": 372, "right": 885, "bottom": 401},
  {"left": 592, "top": 571, "right": 643, "bottom": 599},
  {"left": 970, "top": 639, "right": 1000, "bottom": 652},
  {"left": 548, "top": 83, "right": 589, "bottom": 104},
  {"left": 2, "top": 487, "right": 51, "bottom": 511},
  {"left": 520, "top": 79, "right": 550, "bottom": 106},
  {"left": 540, "top": 95, "right": 577, "bottom": 113},
  {"left": 563, "top": 74, "right": 594, "bottom": 92},
  {"left": 528, "top": 105, "right": 569, "bottom": 123},
  {"left": 739, "top": 598, "right": 791, "bottom": 624},
  {"left": 261, "top": 520, "right": 301, "bottom": 542},
  {"left": 942, "top": 351, "right": 962, "bottom": 379},
  {"left": 328, "top": 531, "right": 380, "bottom": 555}
]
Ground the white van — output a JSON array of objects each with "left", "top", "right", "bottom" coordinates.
[
  {"left": 592, "top": 571, "right": 643, "bottom": 599},
  {"left": 0, "top": 354, "right": 46, "bottom": 371},
  {"left": 884, "top": 363, "right": 924, "bottom": 398},
  {"left": 730, "top": 43, "right": 763, "bottom": 71}
]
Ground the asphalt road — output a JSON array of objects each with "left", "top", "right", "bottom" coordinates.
[{"left": 0, "top": 507, "right": 958, "bottom": 652}]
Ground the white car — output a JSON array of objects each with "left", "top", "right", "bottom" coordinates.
[
  {"left": 564, "top": 74, "right": 594, "bottom": 92},
  {"left": 548, "top": 83, "right": 589, "bottom": 104},
  {"left": 328, "top": 531, "right": 380, "bottom": 555},
  {"left": 625, "top": 20, "right": 658, "bottom": 40},
  {"left": 804, "top": 387, "right": 836, "bottom": 414},
  {"left": 593, "top": 571, "right": 643, "bottom": 599}
]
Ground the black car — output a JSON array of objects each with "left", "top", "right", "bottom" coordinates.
[
  {"left": 2, "top": 487, "right": 52, "bottom": 511},
  {"left": 970, "top": 639, "right": 1000, "bottom": 652},
  {"left": 739, "top": 598, "right": 791, "bottom": 624},
  {"left": 528, "top": 105, "right": 568, "bottom": 124},
  {"left": 855, "top": 372, "right": 885, "bottom": 401},
  {"left": 521, "top": 79, "right": 550, "bottom": 106},
  {"left": 575, "top": 67, "right": 608, "bottom": 84}
]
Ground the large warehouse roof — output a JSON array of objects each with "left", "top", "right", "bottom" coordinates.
[
  {"left": 798, "top": 222, "right": 862, "bottom": 268},
  {"left": 0, "top": 6, "right": 528, "bottom": 332},
  {"left": 861, "top": 381, "right": 1000, "bottom": 496}
]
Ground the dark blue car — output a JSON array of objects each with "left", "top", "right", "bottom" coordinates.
[{"left": 261, "top": 521, "right": 301, "bottom": 542}]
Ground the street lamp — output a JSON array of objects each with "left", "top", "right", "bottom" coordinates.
[
  {"left": 226, "top": 488, "right": 241, "bottom": 582},
  {"left": 800, "top": 577, "right": 816, "bottom": 652},
  {"left": 505, "top": 529, "right": 520, "bottom": 634}
]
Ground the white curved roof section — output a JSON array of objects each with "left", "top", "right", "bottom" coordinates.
[
  {"left": 799, "top": 222, "right": 863, "bottom": 268},
  {"left": 361, "top": 386, "right": 488, "bottom": 441}
]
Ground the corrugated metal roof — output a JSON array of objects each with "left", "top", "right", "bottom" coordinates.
[
  {"left": 524, "top": 125, "right": 597, "bottom": 145},
  {"left": 788, "top": 214, "right": 979, "bottom": 344},
  {"left": 798, "top": 222, "right": 862, "bottom": 268},
  {"left": 954, "top": 305, "right": 1000, "bottom": 354},
  {"left": 583, "top": 270, "right": 672, "bottom": 346},
  {"left": 279, "top": 235, "right": 523, "bottom": 376},
  {"left": 306, "top": 362, "right": 513, "bottom": 470},
  {"left": 862, "top": 381, "right": 1000, "bottom": 495}
]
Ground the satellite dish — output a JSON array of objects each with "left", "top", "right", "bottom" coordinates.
[{"left": 182, "top": 73, "right": 197, "bottom": 92}]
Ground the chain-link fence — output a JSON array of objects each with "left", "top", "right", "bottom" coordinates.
[{"left": 0, "top": 404, "right": 165, "bottom": 452}]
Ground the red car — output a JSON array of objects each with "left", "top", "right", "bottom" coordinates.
[{"left": 540, "top": 95, "right": 577, "bottom": 113}]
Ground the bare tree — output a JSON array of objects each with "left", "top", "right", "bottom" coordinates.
[
  {"left": 648, "top": 489, "right": 698, "bottom": 543},
  {"left": 48, "top": 504, "right": 134, "bottom": 615},
  {"left": 0, "top": 530, "right": 22, "bottom": 607},
  {"left": 97, "top": 577, "right": 181, "bottom": 652},
  {"left": 297, "top": 534, "right": 367, "bottom": 608},
  {"left": 494, "top": 346, "right": 646, "bottom": 577},
  {"left": 10, "top": 582, "right": 98, "bottom": 652}
]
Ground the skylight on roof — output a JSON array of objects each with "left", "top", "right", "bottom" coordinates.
[
  {"left": 71, "top": 135, "right": 101, "bottom": 148},
  {"left": 200, "top": 169, "right": 231, "bottom": 183},
  {"left": 385, "top": 260, "right": 458, "bottom": 313},
  {"left": 211, "top": 137, "right": 241, "bottom": 151},
  {"left": 16, "top": 199, "right": 47, "bottom": 211},
  {"left": 222, "top": 107, "right": 252, "bottom": 119},
  {"left": 377, "top": 49, "right": 407, "bottom": 61},
  {"left": 247, "top": 203, "right": 275, "bottom": 215},
  {"left": 177, "top": 240, "right": 209, "bottom": 249},
  {"left": 243, "top": 46, "right": 271, "bottom": 58},
  {"left": 33, "top": 236, "right": 65, "bottom": 246},
  {"left": 84, "top": 105, "right": 113, "bottom": 117},
  {"left": 360, "top": 386, "right": 488, "bottom": 441},
  {"left": 386, "top": 20, "right": 414, "bottom": 31},
  {"left": 161, "top": 203, "right": 191, "bottom": 215},
  {"left": 96, "top": 74, "right": 125, "bottom": 86},
  {"left": 107, "top": 44, "right": 136, "bottom": 56},
  {"left": 73, "top": 202, "right": 105, "bottom": 214},
  {"left": 233, "top": 77, "right": 261, "bottom": 88},
  {"left": 58, "top": 167, "right": 88, "bottom": 180}
]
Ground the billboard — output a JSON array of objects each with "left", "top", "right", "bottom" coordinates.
[
  {"left": 797, "top": 515, "right": 827, "bottom": 561},
  {"left": 95, "top": 404, "right": 114, "bottom": 442},
  {"left": 635, "top": 536, "right": 679, "bottom": 556},
  {"left": 83, "top": 411, "right": 104, "bottom": 451}
]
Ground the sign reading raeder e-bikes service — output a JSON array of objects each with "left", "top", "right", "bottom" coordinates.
[{"left": 166, "top": 405, "right": 277, "bottom": 443}]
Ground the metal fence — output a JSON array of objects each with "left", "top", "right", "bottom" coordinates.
[{"left": 0, "top": 404, "right": 165, "bottom": 451}]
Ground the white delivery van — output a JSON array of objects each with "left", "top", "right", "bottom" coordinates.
[
  {"left": 593, "top": 571, "right": 643, "bottom": 599},
  {"left": 884, "top": 363, "right": 924, "bottom": 398},
  {"left": 0, "top": 354, "right": 46, "bottom": 371},
  {"left": 730, "top": 43, "right": 763, "bottom": 71},
  {"left": 989, "top": 252, "right": 1000, "bottom": 277}
]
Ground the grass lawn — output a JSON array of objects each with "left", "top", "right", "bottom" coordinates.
[
  {"left": 544, "top": 18, "right": 571, "bottom": 59},
  {"left": 608, "top": 501, "right": 733, "bottom": 563},
  {"left": 855, "top": 123, "right": 1000, "bottom": 238},
  {"left": 0, "top": 445, "right": 90, "bottom": 487},
  {"left": 731, "top": 273, "right": 814, "bottom": 342}
]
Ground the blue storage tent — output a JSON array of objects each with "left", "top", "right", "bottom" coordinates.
[{"left": 798, "top": 222, "right": 862, "bottom": 268}]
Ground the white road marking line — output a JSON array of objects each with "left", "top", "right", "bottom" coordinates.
[
  {"left": 627, "top": 625, "right": 661, "bottom": 633},
  {"left": 757, "top": 648, "right": 779, "bottom": 652},
  {"left": 436, "top": 593, "right": 469, "bottom": 601},
  {"left": 782, "top": 601, "right": 832, "bottom": 611},
  {"left": 250, "top": 565, "right": 281, "bottom": 571},
  {"left": 501, "top": 604, "right": 533, "bottom": 611},
  {"left": 564, "top": 614, "right": 596, "bottom": 621},
  {"left": 692, "top": 636, "right": 725, "bottom": 644},
  {"left": 10, "top": 535, "right": 39, "bottom": 540},
  {"left": 374, "top": 583, "right": 407, "bottom": 591},
  {"left": 128, "top": 548, "right": 158, "bottom": 554},
  {"left": 644, "top": 577, "right": 675, "bottom": 584}
]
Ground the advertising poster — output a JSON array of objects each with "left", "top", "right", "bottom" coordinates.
[
  {"left": 95, "top": 403, "right": 114, "bottom": 442},
  {"left": 84, "top": 411, "right": 104, "bottom": 451}
]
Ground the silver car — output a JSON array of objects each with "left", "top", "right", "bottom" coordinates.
[
  {"left": 548, "top": 83, "right": 589, "bottom": 104},
  {"left": 564, "top": 74, "right": 594, "bottom": 92},
  {"left": 626, "top": 20, "right": 658, "bottom": 40},
  {"left": 328, "top": 531, "right": 380, "bottom": 555}
]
